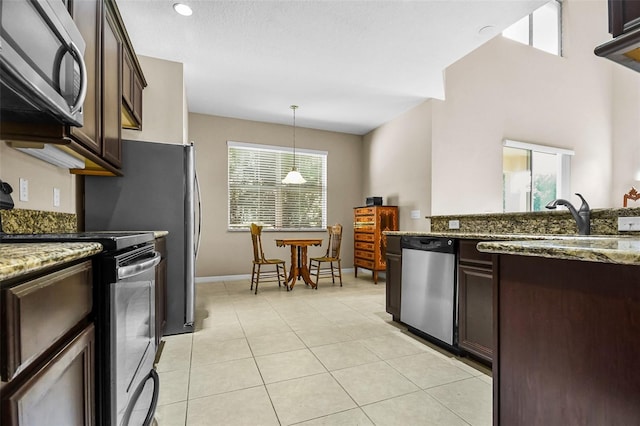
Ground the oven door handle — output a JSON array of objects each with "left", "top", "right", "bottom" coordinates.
[
  {"left": 121, "top": 368, "right": 160, "bottom": 426},
  {"left": 118, "top": 252, "right": 161, "bottom": 280}
]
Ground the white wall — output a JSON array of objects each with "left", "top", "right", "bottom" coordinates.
[
  {"left": 431, "top": 0, "right": 613, "bottom": 214},
  {"left": 188, "top": 113, "right": 363, "bottom": 277},
  {"left": 363, "top": 101, "right": 433, "bottom": 231},
  {"left": 611, "top": 65, "right": 640, "bottom": 207},
  {"left": 363, "top": 0, "right": 619, "bottom": 217},
  {"left": 122, "top": 55, "right": 188, "bottom": 145}
]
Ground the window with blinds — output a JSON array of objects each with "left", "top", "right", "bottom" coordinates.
[{"left": 228, "top": 141, "right": 327, "bottom": 231}]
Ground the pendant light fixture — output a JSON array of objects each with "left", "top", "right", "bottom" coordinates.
[{"left": 282, "top": 105, "right": 306, "bottom": 184}]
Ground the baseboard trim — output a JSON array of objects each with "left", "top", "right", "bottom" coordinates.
[{"left": 196, "top": 268, "right": 357, "bottom": 283}]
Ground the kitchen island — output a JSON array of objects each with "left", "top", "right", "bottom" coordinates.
[{"left": 478, "top": 237, "right": 640, "bottom": 425}]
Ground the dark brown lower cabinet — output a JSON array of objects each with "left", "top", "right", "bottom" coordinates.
[
  {"left": 385, "top": 235, "right": 402, "bottom": 321},
  {"left": 458, "top": 264, "right": 493, "bottom": 363},
  {"left": 0, "top": 260, "right": 95, "bottom": 426},
  {"left": 2, "top": 325, "right": 95, "bottom": 426},
  {"left": 495, "top": 255, "right": 640, "bottom": 425},
  {"left": 457, "top": 240, "right": 493, "bottom": 364}
]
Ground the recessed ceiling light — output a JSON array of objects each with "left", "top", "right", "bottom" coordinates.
[
  {"left": 478, "top": 25, "right": 496, "bottom": 36},
  {"left": 173, "top": 3, "right": 192, "bottom": 16}
]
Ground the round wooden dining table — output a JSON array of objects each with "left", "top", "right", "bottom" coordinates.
[{"left": 275, "top": 238, "right": 322, "bottom": 289}]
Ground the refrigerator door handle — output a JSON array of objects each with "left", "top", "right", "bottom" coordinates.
[
  {"left": 184, "top": 143, "right": 196, "bottom": 327},
  {"left": 194, "top": 171, "right": 202, "bottom": 259}
]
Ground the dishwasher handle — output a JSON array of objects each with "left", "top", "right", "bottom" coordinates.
[{"left": 401, "top": 236, "right": 456, "bottom": 253}]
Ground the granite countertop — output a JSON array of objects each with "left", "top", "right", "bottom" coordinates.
[
  {"left": 0, "top": 243, "right": 103, "bottom": 282},
  {"left": 383, "top": 231, "right": 603, "bottom": 240},
  {"left": 477, "top": 237, "right": 640, "bottom": 265},
  {"left": 386, "top": 231, "right": 640, "bottom": 265},
  {"left": 385, "top": 231, "right": 547, "bottom": 240}
]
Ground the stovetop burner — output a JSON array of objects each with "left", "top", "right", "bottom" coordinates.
[{"left": 0, "top": 231, "right": 155, "bottom": 251}]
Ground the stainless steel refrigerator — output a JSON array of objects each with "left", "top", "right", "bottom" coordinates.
[{"left": 84, "top": 140, "right": 200, "bottom": 335}]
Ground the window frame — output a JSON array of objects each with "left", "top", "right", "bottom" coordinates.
[
  {"left": 227, "top": 140, "right": 328, "bottom": 232},
  {"left": 502, "top": 0, "right": 562, "bottom": 56},
  {"left": 502, "top": 139, "right": 574, "bottom": 213}
]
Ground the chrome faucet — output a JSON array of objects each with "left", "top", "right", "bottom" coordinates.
[{"left": 545, "top": 193, "right": 590, "bottom": 235}]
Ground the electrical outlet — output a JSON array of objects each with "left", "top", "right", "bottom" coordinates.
[
  {"left": 410, "top": 210, "right": 421, "bottom": 219},
  {"left": 19, "top": 178, "right": 28, "bottom": 202},
  {"left": 53, "top": 187, "right": 61, "bottom": 207},
  {"left": 618, "top": 216, "right": 640, "bottom": 231},
  {"left": 449, "top": 220, "right": 460, "bottom": 230}
]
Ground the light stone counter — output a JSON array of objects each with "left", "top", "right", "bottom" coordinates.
[
  {"left": 477, "top": 237, "right": 640, "bottom": 265},
  {"left": 384, "top": 231, "right": 572, "bottom": 240},
  {"left": 385, "top": 231, "right": 640, "bottom": 265},
  {"left": 0, "top": 242, "right": 103, "bottom": 282}
]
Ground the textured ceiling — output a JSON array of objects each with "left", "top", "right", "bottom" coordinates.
[{"left": 116, "top": 0, "right": 546, "bottom": 135}]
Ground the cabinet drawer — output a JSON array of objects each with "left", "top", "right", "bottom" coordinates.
[
  {"left": 354, "top": 207, "right": 375, "bottom": 216},
  {"left": 1, "top": 261, "right": 93, "bottom": 381},
  {"left": 354, "top": 215, "right": 375, "bottom": 224},
  {"left": 355, "top": 258, "right": 375, "bottom": 269},
  {"left": 355, "top": 241, "right": 375, "bottom": 251},
  {"left": 354, "top": 232, "right": 375, "bottom": 242},
  {"left": 458, "top": 240, "right": 493, "bottom": 266},
  {"left": 355, "top": 250, "right": 375, "bottom": 261}
]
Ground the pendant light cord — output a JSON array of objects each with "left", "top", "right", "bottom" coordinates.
[{"left": 291, "top": 105, "right": 298, "bottom": 169}]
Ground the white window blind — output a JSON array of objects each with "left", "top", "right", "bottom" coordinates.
[{"left": 228, "top": 141, "right": 327, "bottom": 231}]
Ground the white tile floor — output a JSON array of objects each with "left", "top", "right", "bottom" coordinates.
[{"left": 154, "top": 273, "right": 492, "bottom": 426}]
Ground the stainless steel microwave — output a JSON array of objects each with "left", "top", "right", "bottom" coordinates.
[{"left": 1, "top": 0, "right": 87, "bottom": 127}]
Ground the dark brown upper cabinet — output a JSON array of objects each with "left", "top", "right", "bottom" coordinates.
[
  {"left": 609, "top": 0, "right": 640, "bottom": 37},
  {"left": 0, "top": 0, "right": 146, "bottom": 176}
]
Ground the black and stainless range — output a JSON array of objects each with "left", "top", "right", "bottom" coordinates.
[{"left": 0, "top": 231, "right": 160, "bottom": 426}]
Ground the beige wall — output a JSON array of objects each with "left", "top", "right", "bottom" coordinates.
[
  {"left": 363, "top": 101, "right": 433, "bottom": 232},
  {"left": 0, "top": 143, "right": 77, "bottom": 213},
  {"left": 611, "top": 64, "right": 640, "bottom": 207},
  {"left": 188, "top": 113, "right": 363, "bottom": 278},
  {"left": 433, "top": 0, "right": 613, "bottom": 214},
  {"left": 363, "top": 0, "right": 617, "bottom": 217},
  {"left": 122, "top": 55, "right": 187, "bottom": 145}
]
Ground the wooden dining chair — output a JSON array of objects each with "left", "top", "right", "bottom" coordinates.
[
  {"left": 309, "top": 224, "right": 343, "bottom": 287},
  {"left": 250, "top": 223, "right": 288, "bottom": 294}
]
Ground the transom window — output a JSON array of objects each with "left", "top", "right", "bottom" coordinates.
[
  {"left": 227, "top": 141, "right": 327, "bottom": 231},
  {"left": 502, "top": 0, "right": 562, "bottom": 56},
  {"left": 503, "top": 139, "right": 574, "bottom": 212}
]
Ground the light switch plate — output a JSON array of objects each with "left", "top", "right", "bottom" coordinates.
[
  {"left": 618, "top": 216, "right": 640, "bottom": 231},
  {"left": 19, "top": 178, "right": 28, "bottom": 202},
  {"left": 449, "top": 220, "right": 460, "bottom": 230},
  {"left": 410, "top": 210, "right": 421, "bottom": 219}
]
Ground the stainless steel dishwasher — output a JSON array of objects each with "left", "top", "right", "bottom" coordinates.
[{"left": 400, "top": 236, "right": 458, "bottom": 351}]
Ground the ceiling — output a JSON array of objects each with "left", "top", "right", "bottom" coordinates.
[{"left": 116, "top": 0, "right": 547, "bottom": 135}]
